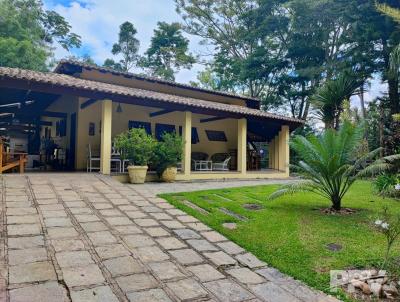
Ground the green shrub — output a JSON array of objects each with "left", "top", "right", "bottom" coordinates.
[
  {"left": 153, "top": 132, "right": 183, "bottom": 177},
  {"left": 114, "top": 128, "right": 156, "bottom": 166},
  {"left": 374, "top": 173, "right": 400, "bottom": 198}
]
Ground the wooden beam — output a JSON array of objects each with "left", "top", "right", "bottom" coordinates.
[
  {"left": 200, "top": 116, "right": 229, "bottom": 123},
  {"left": 80, "top": 98, "right": 98, "bottom": 109},
  {"left": 40, "top": 121, "right": 52, "bottom": 126},
  {"left": 149, "top": 109, "right": 174, "bottom": 117},
  {"left": 42, "top": 111, "right": 67, "bottom": 118}
]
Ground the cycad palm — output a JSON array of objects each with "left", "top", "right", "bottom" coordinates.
[
  {"left": 269, "top": 122, "right": 395, "bottom": 211},
  {"left": 312, "top": 73, "right": 361, "bottom": 129}
]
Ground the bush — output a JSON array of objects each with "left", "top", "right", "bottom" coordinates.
[
  {"left": 153, "top": 132, "right": 183, "bottom": 177},
  {"left": 114, "top": 128, "right": 156, "bottom": 166},
  {"left": 374, "top": 173, "right": 400, "bottom": 198}
]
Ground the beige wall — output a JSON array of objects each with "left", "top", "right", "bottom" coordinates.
[
  {"left": 74, "top": 100, "right": 239, "bottom": 170},
  {"left": 80, "top": 69, "right": 248, "bottom": 107}
]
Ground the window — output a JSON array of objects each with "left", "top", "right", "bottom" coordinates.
[
  {"left": 205, "top": 130, "right": 227, "bottom": 142},
  {"left": 128, "top": 120, "right": 152, "bottom": 135},
  {"left": 178, "top": 126, "right": 199, "bottom": 144},
  {"left": 56, "top": 119, "right": 67, "bottom": 137},
  {"left": 155, "top": 123, "right": 176, "bottom": 140}
]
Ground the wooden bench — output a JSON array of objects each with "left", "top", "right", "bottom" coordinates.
[{"left": 0, "top": 143, "right": 27, "bottom": 174}]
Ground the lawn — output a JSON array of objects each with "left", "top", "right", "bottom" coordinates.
[{"left": 160, "top": 180, "right": 400, "bottom": 296}]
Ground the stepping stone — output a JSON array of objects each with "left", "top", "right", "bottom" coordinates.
[
  {"left": 204, "top": 279, "right": 254, "bottom": 302},
  {"left": 250, "top": 282, "right": 301, "bottom": 302},
  {"left": 216, "top": 241, "right": 244, "bottom": 255},
  {"left": 201, "top": 231, "right": 228, "bottom": 242},
  {"left": 156, "top": 237, "right": 187, "bottom": 250},
  {"left": 187, "top": 264, "right": 224, "bottom": 282},
  {"left": 242, "top": 203, "right": 263, "bottom": 211},
  {"left": 148, "top": 261, "right": 185, "bottom": 280},
  {"left": 9, "top": 261, "right": 56, "bottom": 284},
  {"left": 8, "top": 236, "right": 44, "bottom": 249},
  {"left": 51, "top": 239, "right": 85, "bottom": 252},
  {"left": 326, "top": 243, "right": 342, "bottom": 252},
  {"left": 226, "top": 267, "right": 265, "bottom": 284},
  {"left": 169, "top": 248, "right": 204, "bottom": 265},
  {"left": 127, "top": 288, "right": 172, "bottom": 302},
  {"left": 203, "top": 251, "right": 236, "bottom": 267},
  {"left": 62, "top": 264, "right": 105, "bottom": 288},
  {"left": 116, "top": 273, "right": 158, "bottom": 292},
  {"left": 222, "top": 222, "right": 237, "bottom": 230},
  {"left": 55, "top": 251, "right": 94, "bottom": 268},
  {"left": 95, "top": 244, "right": 130, "bottom": 260},
  {"left": 70, "top": 286, "right": 119, "bottom": 302},
  {"left": 136, "top": 246, "right": 170, "bottom": 262},
  {"left": 236, "top": 253, "right": 266, "bottom": 269},
  {"left": 180, "top": 200, "right": 209, "bottom": 215},
  {"left": 8, "top": 247, "right": 47, "bottom": 265},
  {"left": 186, "top": 239, "right": 218, "bottom": 252},
  {"left": 213, "top": 194, "right": 234, "bottom": 202},
  {"left": 103, "top": 256, "right": 144, "bottom": 277},
  {"left": 173, "top": 229, "right": 201, "bottom": 240},
  {"left": 9, "top": 281, "right": 68, "bottom": 302},
  {"left": 166, "top": 278, "right": 208, "bottom": 301},
  {"left": 218, "top": 207, "right": 248, "bottom": 221}
]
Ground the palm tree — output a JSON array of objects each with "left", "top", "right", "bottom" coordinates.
[
  {"left": 312, "top": 73, "right": 361, "bottom": 129},
  {"left": 269, "top": 122, "right": 399, "bottom": 211},
  {"left": 376, "top": 3, "right": 400, "bottom": 73}
]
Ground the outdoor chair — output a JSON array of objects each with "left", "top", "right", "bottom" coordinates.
[
  {"left": 86, "top": 144, "right": 121, "bottom": 173},
  {"left": 191, "top": 152, "right": 209, "bottom": 171},
  {"left": 86, "top": 144, "right": 100, "bottom": 172},
  {"left": 211, "top": 153, "right": 231, "bottom": 171}
]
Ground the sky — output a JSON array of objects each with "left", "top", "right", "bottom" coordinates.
[
  {"left": 44, "top": 0, "right": 205, "bottom": 84},
  {"left": 44, "top": 0, "right": 385, "bottom": 109}
]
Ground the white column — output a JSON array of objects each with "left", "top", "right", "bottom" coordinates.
[
  {"left": 182, "top": 111, "right": 192, "bottom": 177},
  {"left": 274, "top": 134, "right": 279, "bottom": 170},
  {"left": 237, "top": 118, "right": 247, "bottom": 174},
  {"left": 279, "top": 125, "right": 290, "bottom": 176},
  {"left": 100, "top": 99, "right": 112, "bottom": 175}
]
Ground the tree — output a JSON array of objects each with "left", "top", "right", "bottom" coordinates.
[
  {"left": 140, "top": 22, "right": 195, "bottom": 81},
  {"left": 0, "top": 0, "right": 81, "bottom": 71},
  {"left": 175, "top": 0, "right": 287, "bottom": 107},
  {"left": 104, "top": 21, "right": 140, "bottom": 72},
  {"left": 311, "top": 72, "right": 361, "bottom": 129},
  {"left": 269, "top": 122, "right": 391, "bottom": 211}
]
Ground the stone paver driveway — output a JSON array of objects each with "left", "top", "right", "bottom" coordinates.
[{"left": 0, "top": 173, "right": 339, "bottom": 302}]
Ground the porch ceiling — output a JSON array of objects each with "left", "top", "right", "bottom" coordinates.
[{"left": 0, "top": 67, "right": 304, "bottom": 131}]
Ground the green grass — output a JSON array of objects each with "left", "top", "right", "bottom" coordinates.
[{"left": 160, "top": 181, "right": 400, "bottom": 297}]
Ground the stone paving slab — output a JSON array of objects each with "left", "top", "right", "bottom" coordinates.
[{"left": 1, "top": 173, "right": 340, "bottom": 302}]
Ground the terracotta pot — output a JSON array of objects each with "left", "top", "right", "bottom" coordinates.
[
  {"left": 127, "top": 165, "right": 148, "bottom": 184},
  {"left": 161, "top": 167, "right": 177, "bottom": 182}
]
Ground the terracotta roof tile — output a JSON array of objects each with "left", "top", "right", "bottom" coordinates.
[
  {"left": 0, "top": 67, "right": 304, "bottom": 125},
  {"left": 55, "top": 59, "right": 261, "bottom": 103}
]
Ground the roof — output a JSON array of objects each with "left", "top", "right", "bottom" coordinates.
[
  {"left": 0, "top": 67, "right": 304, "bottom": 126},
  {"left": 55, "top": 59, "right": 261, "bottom": 103}
]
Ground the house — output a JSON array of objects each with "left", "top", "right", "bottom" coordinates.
[{"left": 0, "top": 60, "right": 303, "bottom": 181}]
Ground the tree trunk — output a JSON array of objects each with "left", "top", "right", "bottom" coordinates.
[
  {"left": 388, "top": 76, "right": 400, "bottom": 115},
  {"left": 359, "top": 84, "right": 367, "bottom": 120},
  {"left": 331, "top": 196, "right": 341, "bottom": 211}
]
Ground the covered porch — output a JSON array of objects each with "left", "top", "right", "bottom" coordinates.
[
  {"left": 0, "top": 67, "right": 301, "bottom": 180},
  {"left": 78, "top": 98, "right": 290, "bottom": 181}
]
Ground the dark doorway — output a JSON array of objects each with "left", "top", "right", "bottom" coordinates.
[{"left": 69, "top": 113, "right": 77, "bottom": 170}]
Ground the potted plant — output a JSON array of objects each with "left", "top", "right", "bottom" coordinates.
[
  {"left": 154, "top": 132, "right": 183, "bottom": 182},
  {"left": 114, "top": 128, "right": 156, "bottom": 184}
]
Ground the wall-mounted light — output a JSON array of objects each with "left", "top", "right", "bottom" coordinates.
[{"left": 116, "top": 103, "right": 123, "bottom": 113}]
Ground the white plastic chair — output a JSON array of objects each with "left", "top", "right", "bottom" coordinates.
[
  {"left": 87, "top": 144, "right": 100, "bottom": 172},
  {"left": 212, "top": 157, "right": 231, "bottom": 171}
]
